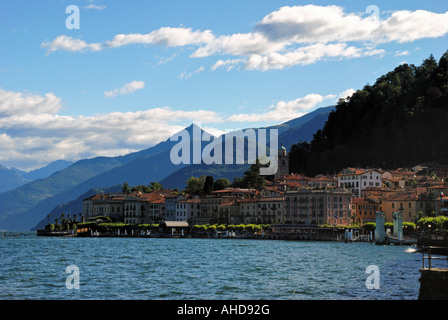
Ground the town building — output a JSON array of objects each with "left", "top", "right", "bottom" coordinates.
[
  {"left": 337, "top": 168, "right": 382, "bottom": 197},
  {"left": 123, "top": 192, "right": 166, "bottom": 224},
  {"left": 274, "top": 145, "right": 289, "bottom": 180},
  {"left": 81, "top": 165, "right": 444, "bottom": 228},
  {"left": 83, "top": 193, "right": 125, "bottom": 221},
  {"left": 164, "top": 193, "right": 185, "bottom": 221},
  {"left": 175, "top": 198, "right": 201, "bottom": 222},
  {"left": 279, "top": 173, "right": 310, "bottom": 189},
  {"left": 237, "top": 197, "right": 284, "bottom": 225},
  {"left": 351, "top": 197, "right": 380, "bottom": 224},
  {"left": 307, "top": 175, "right": 338, "bottom": 189},
  {"left": 284, "top": 187, "right": 352, "bottom": 225},
  {"left": 380, "top": 190, "right": 434, "bottom": 222}
]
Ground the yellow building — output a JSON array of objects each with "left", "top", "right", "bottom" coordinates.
[
  {"left": 381, "top": 191, "right": 434, "bottom": 222},
  {"left": 351, "top": 197, "right": 380, "bottom": 224}
]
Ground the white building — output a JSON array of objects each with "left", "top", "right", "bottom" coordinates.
[
  {"left": 164, "top": 194, "right": 185, "bottom": 221},
  {"left": 175, "top": 198, "right": 201, "bottom": 222},
  {"left": 337, "top": 168, "right": 382, "bottom": 197}
]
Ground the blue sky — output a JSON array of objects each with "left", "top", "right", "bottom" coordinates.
[{"left": 1, "top": 0, "right": 447, "bottom": 170}]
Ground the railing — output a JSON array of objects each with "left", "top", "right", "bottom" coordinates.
[{"left": 422, "top": 246, "right": 448, "bottom": 270}]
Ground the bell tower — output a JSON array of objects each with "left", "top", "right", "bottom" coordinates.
[{"left": 275, "top": 144, "right": 289, "bottom": 179}]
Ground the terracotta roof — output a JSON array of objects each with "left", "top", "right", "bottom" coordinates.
[
  {"left": 283, "top": 174, "right": 310, "bottom": 181},
  {"left": 219, "top": 201, "right": 236, "bottom": 206},
  {"left": 211, "top": 188, "right": 258, "bottom": 194},
  {"left": 352, "top": 197, "right": 380, "bottom": 205},
  {"left": 177, "top": 199, "right": 201, "bottom": 204},
  {"left": 86, "top": 193, "right": 126, "bottom": 201},
  {"left": 338, "top": 168, "right": 381, "bottom": 176},
  {"left": 310, "top": 176, "right": 336, "bottom": 181},
  {"left": 236, "top": 197, "right": 284, "bottom": 203}
]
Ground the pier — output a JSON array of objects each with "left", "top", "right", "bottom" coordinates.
[
  {"left": 265, "top": 224, "right": 354, "bottom": 241},
  {"left": 418, "top": 246, "right": 448, "bottom": 300},
  {"left": 1, "top": 231, "right": 36, "bottom": 238}
]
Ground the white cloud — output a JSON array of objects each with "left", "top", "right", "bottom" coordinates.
[
  {"left": 244, "top": 43, "right": 385, "bottom": 71},
  {"left": 226, "top": 93, "right": 335, "bottom": 122},
  {"left": 191, "top": 32, "right": 288, "bottom": 58},
  {"left": 255, "top": 5, "right": 379, "bottom": 44},
  {"left": 41, "top": 6, "right": 448, "bottom": 71},
  {"left": 41, "top": 35, "right": 102, "bottom": 54},
  {"left": 105, "top": 27, "right": 214, "bottom": 48},
  {"left": 375, "top": 10, "right": 448, "bottom": 43},
  {"left": 85, "top": 4, "right": 106, "bottom": 10},
  {"left": 179, "top": 66, "right": 204, "bottom": 79},
  {"left": 104, "top": 81, "right": 145, "bottom": 98},
  {"left": 255, "top": 5, "right": 448, "bottom": 45},
  {"left": 0, "top": 89, "right": 223, "bottom": 170},
  {"left": 211, "top": 59, "right": 244, "bottom": 71},
  {"left": 339, "top": 89, "right": 356, "bottom": 101},
  {"left": 395, "top": 50, "right": 410, "bottom": 57},
  {"left": 0, "top": 89, "right": 62, "bottom": 116}
]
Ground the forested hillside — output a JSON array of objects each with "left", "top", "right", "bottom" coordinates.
[{"left": 289, "top": 51, "right": 448, "bottom": 176}]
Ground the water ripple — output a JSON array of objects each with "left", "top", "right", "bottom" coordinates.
[{"left": 0, "top": 237, "right": 421, "bottom": 300}]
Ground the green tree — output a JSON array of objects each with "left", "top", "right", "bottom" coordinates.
[
  {"left": 149, "top": 182, "right": 163, "bottom": 191},
  {"left": 203, "top": 176, "right": 214, "bottom": 194},
  {"left": 288, "top": 141, "right": 311, "bottom": 174},
  {"left": 213, "top": 178, "right": 231, "bottom": 191},
  {"left": 131, "top": 185, "right": 151, "bottom": 193},
  {"left": 122, "top": 182, "right": 131, "bottom": 194},
  {"left": 184, "top": 176, "right": 206, "bottom": 195},
  {"left": 241, "top": 161, "right": 266, "bottom": 190}
]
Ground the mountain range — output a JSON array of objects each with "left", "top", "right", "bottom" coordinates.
[
  {"left": 0, "top": 160, "right": 73, "bottom": 193},
  {"left": 0, "top": 106, "right": 334, "bottom": 231}
]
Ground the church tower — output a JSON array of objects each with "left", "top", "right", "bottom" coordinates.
[{"left": 275, "top": 144, "right": 289, "bottom": 180}]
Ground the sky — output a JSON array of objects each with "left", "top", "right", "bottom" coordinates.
[{"left": 0, "top": 0, "right": 447, "bottom": 171}]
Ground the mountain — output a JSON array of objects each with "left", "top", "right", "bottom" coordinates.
[
  {"left": 0, "top": 160, "right": 74, "bottom": 194},
  {"left": 0, "top": 124, "right": 209, "bottom": 231},
  {"left": 158, "top": 106, "right": 334, "bottom": 190},
  {"left": 1, "top": 108, "right": 332, "bottom": 231},
  {"left": 18, "top": 160, "right": 73, "bottom": 181},
  {"left": 0, "top": 165, "right": 30, "bottom": 193},
  {"left": 277, "top": 107, "right": 335, "bottom": 150},
  {"left": 0, "top": 157, "right": 127, "bottom": 230},
  {"left": 266, "top": 105, "right": 335, "bottom": 135},
  {"left": 32, "top": 111, "right": 331, "bottom": 230}
]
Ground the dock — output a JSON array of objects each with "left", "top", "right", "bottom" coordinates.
[
  {"left": 1, "top": 232, "right": 36, "bottom": 238},
  {"left": 418, "top": 246, "right": 448, "bottom": 300}
]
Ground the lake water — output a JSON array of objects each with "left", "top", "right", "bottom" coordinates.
[{"left": 0, "top": 234, "right": 425, "bottom": 300}]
